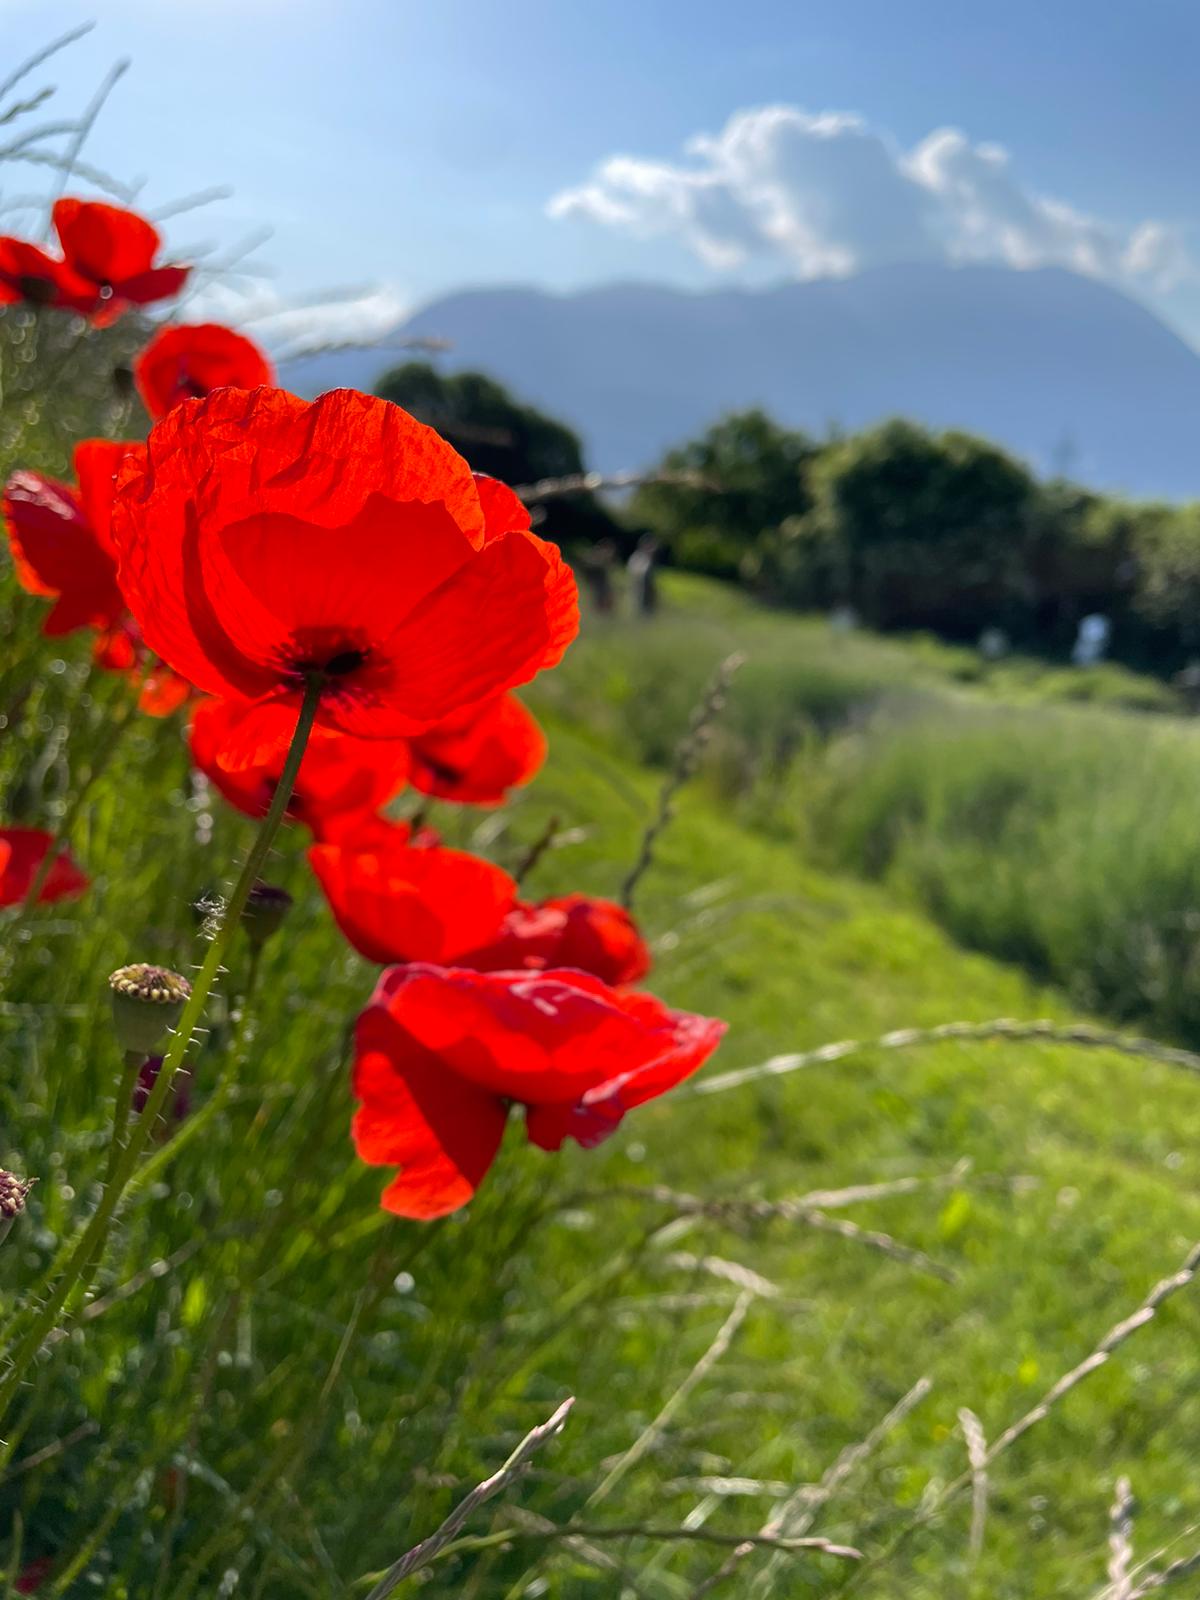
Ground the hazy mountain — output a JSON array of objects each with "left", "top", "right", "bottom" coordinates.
[{"left": 281, "top": 264, "right": 1200, "bottom": 499}]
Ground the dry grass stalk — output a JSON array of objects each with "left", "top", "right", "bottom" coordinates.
[
  {"left": 360, "top": 1398, "right": 573, "bottom": 1599},
  {"left": 957, "top": 1408, "right": 988, "bottom": 1562},
  {"left": 688, "top": 1376, "right": 934, "bottom": 1599},
  {"left": 620, "top": 651, "right": 746, "bottom": 911},
  {"left": 608, "top": 1184, "right": 955, "bottom": 1282},
  {"left": 515, "top": 467, "right": 714, "bottom": 503},
  {"left": 852, "top": 1238, "right": 1200, "bottom": 1591},
  {"left": 1109, "top": 1477, "right": 1135, "bottom": 1600},
  {"left": 695, "top": 1016, "right": 1200, "bottom": 1098},
  {"left": 585, "top": 1291, "right": 754, "bottom": 1511},
  {"left": 501, "top": 1506, "right": 861, "bottom": 1560}
]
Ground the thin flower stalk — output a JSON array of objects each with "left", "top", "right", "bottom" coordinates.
[{"left": 0, "top": 677, "right": 322, "bottom": 1440}]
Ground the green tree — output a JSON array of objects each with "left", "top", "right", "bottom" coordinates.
[
  {"left": 631, "top": 410, "right": 817, "bottom": 580},
  {"left": 374, "top": 362, "right": 620, "bottom": 547},
  {"left": 790, "top": 420, "right": 1042, "bottom": 635}
]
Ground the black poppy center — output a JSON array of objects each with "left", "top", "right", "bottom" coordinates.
[
  {"left": 324, "top": 649, "right": 366, "bottom": 677},
  {"left": 284, "top": 629, "right": 371, "bottom": 686},
  {"left": 18, "top": 274, "right": 56, "bottom": 305}
]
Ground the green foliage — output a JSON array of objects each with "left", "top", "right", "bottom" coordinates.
[
  {"left": 808, "top": 700, "right": 1200, "bottom": 1043},
  {"left": 11, "top": 595, "right": 1200, "bottom": 1597},
  {"left": 647, "top": 411, "right": 1200, "bottom": 676},
  {"left": 374, "top": 361, "right": 621, "bottom": 549},
  {"left": 630, "top": 409, "right": 817, "bottom": 578}
]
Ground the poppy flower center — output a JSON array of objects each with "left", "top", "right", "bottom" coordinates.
[
  {"left": 17, "top": 274, "right": 55, "bottom": 305},
  {"left": 324, "top": 650, "right": 366, "bottom": 676},
  {"left": 283, "top": 629, "right": 371, "bottom": 686}
]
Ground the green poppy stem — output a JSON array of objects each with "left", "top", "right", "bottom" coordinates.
[{"left": 0, "top": 677, "right": 323, "bottom": 1445}]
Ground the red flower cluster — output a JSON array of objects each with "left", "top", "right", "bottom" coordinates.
[
  {"left": 353, "top": 964, "right": 725, "bottom": 1217},
  {"left": 0, "top": 200, "right": 188, "bottom": 322},
  {"left": 0, "top": 829, "right": 88, "bottom": 907},
  {"left": 5, "top": 349, "right": 724, "bottom": 1214}
]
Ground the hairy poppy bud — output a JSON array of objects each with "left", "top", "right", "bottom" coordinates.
[
  {"left": 108, "top": 964, "right": 192, "bottom": 1056},
  {"left": 242, "top": 881, "right": 293, "bottom": 949}
]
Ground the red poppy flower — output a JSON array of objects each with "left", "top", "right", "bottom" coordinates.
[
  {"left": 0, "top": 235, "right": 99, "bottom": 314},
  {"left": 408, "top": 693, "right": 547, "bottom": 805},
  {"left": 111, "top": 390, "right": 577, "bottom": 762},
  {"left": 309, "top": 821, "right": 516, "bottom": 966},
  {"left": 458, "top": 894, "right": 651, "bottom": 985},
  {"left": 353, "top": 963, "right": 726, "bottom": 1217},
  {"left": 190, "top": 697, "right": 408, "bottom": 832},
  {"left": 53, "top": 199, "right": 188, "bottom": 322},
  {"left": 134, "top": 322, "right": 274, "bottom": 419},
  {"left": 0, "top": 828, "right": 88, "bottom": 907},
  {"left": 4, "top": 440, "right": 141, "bottom": 635}
]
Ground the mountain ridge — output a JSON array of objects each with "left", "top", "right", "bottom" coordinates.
[{"left": 281, "top": 264, "right": 1200, "bottom": 499}]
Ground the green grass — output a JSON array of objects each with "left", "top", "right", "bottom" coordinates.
[{"left": 6, "top": 572, "right": 1200, "bottom": 1596}]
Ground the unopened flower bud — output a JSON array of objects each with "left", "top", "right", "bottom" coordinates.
[
  {"left": 108, "top": 964, "right": 192, "bottom": 1056},
  {"left": 242, "top": 882, "right": 293, "bottom": 949}
]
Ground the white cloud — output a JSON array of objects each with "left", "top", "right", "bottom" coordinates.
[
  {"left": 549, "top": 105, "right": 1194, "bottom": 294},
  {"left": 181, "top": 281, "right": 409, "bottom": 356}
]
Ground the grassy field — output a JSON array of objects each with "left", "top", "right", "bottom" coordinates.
[{"left": 6, "top": 562, "right": 1200, "bottom": 1596}]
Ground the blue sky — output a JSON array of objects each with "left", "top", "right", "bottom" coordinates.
[{"left": 2, "top": 0, "right": 1199, "bottom": 347}]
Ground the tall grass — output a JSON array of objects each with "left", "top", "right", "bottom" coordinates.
[{"left": 809, "top": 703, "right": 1200, "bottom": 1042}]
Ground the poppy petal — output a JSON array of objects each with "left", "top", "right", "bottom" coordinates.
[
  {"left": 408, "top": 694, "right": 547, "bottom": 806},
  {"left": 111, "top": 264, "right": 191, "bottom": 305},
  {"left": 3, "top": 469, "right": 124, "bottom": 633},
  {"left": 326, "top": 529, "right": 577, "bottom": 740},
  {"left": 0, "top": 828, "right": 89, "bottom": 906},
  {"left": 112, "top": 387, "right": 490, "bottom": 703},
  {"left": 309, "top": 828, "right": 516, "bottom": 965},
  {"left": 53, "top": 198, "right": 160, "bottom": 283},
  {"left": 134, "top": 322, "right": 274, "bottom": 419},
  {"left": 353, "top": 1000, "right": 507, "bottom": 1218}
]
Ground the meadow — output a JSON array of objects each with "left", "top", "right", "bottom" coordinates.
[
  {"left": 1, "top": 49, "right": 1200, "bottom": 1595},
  {"left": 8, "top": 514, "right": 1200, "bottom": 1596}
]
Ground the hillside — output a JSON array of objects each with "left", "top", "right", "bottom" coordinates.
[
  {"left": 282, "top": 264, "right": 1200, "bottom": 498},
  {"left": 9, "top": 570, "right": 1200, "bottom": 1594}
]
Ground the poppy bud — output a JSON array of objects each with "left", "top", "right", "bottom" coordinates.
[
  {"left": 108, "top": 964, "right": 192, "bottom": 1056},
  {"left": 242, "top": 881, "right": 293, "bottom": 949}
]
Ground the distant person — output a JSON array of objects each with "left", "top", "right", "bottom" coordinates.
[
  {"left": 828, "top": 605, "right": 859, "bottom": 633},
  {"left": 978, "top": 626, "right": 1010, "bottom": 661},
  {"left": 1072, "top": 613, "right": 1110, "bottom": 667},
  {"left": 579, "top": 537, "right": 617, "bottom": 614},
  {"left": 1174, "top": 661, "right": 1200, "bottom": 714},
  {"left": 627, "top": 534, "right": 660, "bottom": 617}
]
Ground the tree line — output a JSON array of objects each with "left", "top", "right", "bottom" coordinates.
[{"left": 377, "top": 361, "right": 1200, "bottom": 672}]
